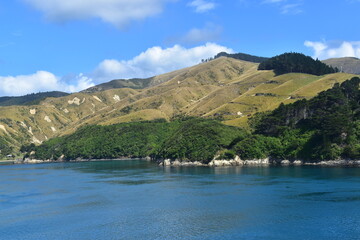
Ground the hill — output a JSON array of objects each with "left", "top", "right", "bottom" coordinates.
[
  {"left": 258, "top": 52, "right": 338, "bottom": 75},
  {"left": 0, "top": 55, "right": 357, "bottom": 158},
  {"left": 214, "top": 52, "right": 268, "bottom": 63},
  {"left": 0, "top": 91, "right": 69, "bottom": 106},
  {"left": 27, "top": 118, "right": 247, "bottom": 163},
  {"left": 323, "top": 57, "right": 360, "bottom": 75},
  {"left": 26, "top": 76, "right": 360, "bottom": 163},
  {"left": 249, "top": 76, "right": 360, "bottom": 161}
]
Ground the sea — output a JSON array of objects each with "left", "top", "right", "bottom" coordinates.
[{"left": 0, "top": 160, "right": 359, "bottom": 240}]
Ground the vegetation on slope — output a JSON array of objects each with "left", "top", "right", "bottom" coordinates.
[
  {"left": 22, "top": 77, "right": 360, "bottom": 163},
  {"left": 0, "top": 91, "right": 69, "bottom": 106},
  {"left": 215, "top": 52, "right": 268, "bottom": 63},
  {"left": 26, "top": 118, "right": 247, "bottom": 163},
  {"left": 249, "top": 77, "right": 360, "bottom": 160},
  {"left": 258, "top": 52, "right": 338, "bottom": 76}
]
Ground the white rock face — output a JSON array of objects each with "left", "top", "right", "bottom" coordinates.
[
  {"left": 172, "top": 160, "right": 181, "bottom": 166},
  {"left": 113, "top": 95, "right": 120, "bottom": 102},
  {"left": 164, "top": 159, "right": 171, "bottom": 166},
  {"left": 44, "top": 116, "right": 52, "bottom": 123},
  {"left": 32, "top": 136, "right": 42, "bottom": 144},
  {"left": 23, "top": 159, "right": 45, "bottom": 164},
  {"left": 51, "top": 127, "right": 56, "bottom": 132},
  {"left": 68, "top": 97, "right": 81, "bottom": 105},
  {"left": 93, "top": 96, "right": 103, "bottom": 102},
  {"left": 28, "top": 127, "right": 33, "bottom": 135},
  {"left": 237, "top": 111, "right": 243, "bottom": 116},
  {"left": 20, "top": 122, "right": 27, "bottom": 128},
  {"left": 0, "top": 125, "right": 8, "bottom": 133},
  {"left": 281, "top": 160, "right": 291, "bottom": 165},
  {"left": 208, "top": 156, "right": 244, "bottom": 167},
  {"left": 63, "top": 108, "right": 69, "bottom": 113},
  {"left": 244, "top": 158, "right": 270, "bottom": 165},
  {"left": 293, "top": 160, "right": 303, "bottom": 165},
  {"left": 30, "top": 109, "right": 36, "bottom": 115}
]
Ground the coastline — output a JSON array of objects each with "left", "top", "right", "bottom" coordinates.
[
  {"left": 1, "top": 157, "right": 151, "bottom": 165},
  {"left": 2, "top": 156, "right": 360, "bottom": 167},
  {"left": 158, "top": 157, "right": 360, "bottom": 167}
]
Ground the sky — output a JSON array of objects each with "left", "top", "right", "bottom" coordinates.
[{"left": 0, "top": 0, "right": 359, "bottom": 96}]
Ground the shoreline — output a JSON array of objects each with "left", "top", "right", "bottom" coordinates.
[
  {"left": 158, "top": 158, "right": 360, "bottom": 167},
  {"left": 2, "top": 157, "right": 360, "bottom": 167},
  {"left": 1, "top": 157, "right": 150, "bottom": 165}
]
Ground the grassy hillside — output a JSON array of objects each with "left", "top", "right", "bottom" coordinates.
[
  {"left": 0, "top": 56, "right": 357, "bottom": 157},
  {"left": 27, "top": 77, "right": 360, "bottom": 163}
]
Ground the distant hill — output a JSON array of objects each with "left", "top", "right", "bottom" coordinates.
[
  {"left": 322, "top": 57, "right": 360, "bottom": 75},
  {"left": 0, "top": 91, "right": 69, "bottom": 106},
  {"left": 215, "top": 52, "right": 268, "bottom": 63}
]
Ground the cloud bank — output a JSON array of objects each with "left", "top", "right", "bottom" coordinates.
[
  {"left": 92, "top": 43, "right": 233, "bottom": 82},
  {"left": 0, "top": 71, "right": 94, "bottom": 96},
  {"left": 0, "top": 43, "right": 232, "bottom": 96},
  {"left": 305, "top": 40, "right": 360, "bottom": 60},
  {"left": 23, "top": 0, "right": 172, "bottom": 28}
]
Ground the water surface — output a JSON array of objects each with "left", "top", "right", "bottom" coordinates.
[{"left": 1, "top": 160, "right": 360, "bottom": 240}]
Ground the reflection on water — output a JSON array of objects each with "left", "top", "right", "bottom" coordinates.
[{"left": 0, "top": 160, "right": 360, "bottom": 240}]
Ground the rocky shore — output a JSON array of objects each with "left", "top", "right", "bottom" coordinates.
[
  {"left": 4, "top": 156, "right": 360, "bottom": 167},
  {"left": 158, "top": 156, "right": 360, "bottom": 167}
]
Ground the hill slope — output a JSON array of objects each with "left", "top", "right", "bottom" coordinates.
[
  {"left": 0, "top": 56, "right": 357, "bottom": 158},
  {"left": 323, "top": 57, "right": 360, "bottom": 75},
  {"left": 0, "top": 91, "right": 69, "bottom": 106}
]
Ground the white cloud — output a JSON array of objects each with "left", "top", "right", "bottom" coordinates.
[
  {"left": 92, "top": 43, "right": 233, "bottom": 82},
  {"left": 181, "top": 23, "right": 222, "bottom": 43},
  {"left": 0, "top": 43, "right": 233, "bottom": 96},
  {"left": 262, "top": 0, "right": 303, "bottom": 14},
  {"left": 281, "top": 3, "right": 302, "bottom": 14},
  {"left": 263, "top": 0, "right": 286, "bottom": 3},
  {"left": 188, "top": 0, "right": 216, "bottom": 13},
  {"left": 0, "top": 71, "right": 94, "bottom": 96},
  {"left": 23, "top": 0, "right": 172, "bottom": 28},
  {"left": 305, "top": 40, "right": 360, "bottom": 60}
]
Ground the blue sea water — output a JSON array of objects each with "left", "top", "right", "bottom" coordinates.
[{"left": 0, "top": 160, "right": 360, "bottom": 240}]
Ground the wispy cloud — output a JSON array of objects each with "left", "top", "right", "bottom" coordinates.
[
  {"left": 263, "top": 0, "right": 303, "bottom": 14},
  {"left": 23, "top": 0, "right": 173, "bottom": 28},
  {"left": 180, "top": 23, "right": 222, "bottom": 44},
  {"left": 188, "top": 0, "right": 216, "bottom": 13},
  {"left": 281, "top": 3, "right": 302, "bottom": 14},
  {"left": 305, "top": 40, "right": 360, "bottom": 60}
]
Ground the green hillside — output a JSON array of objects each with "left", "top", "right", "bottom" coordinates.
[
  {"left": 28, "top": 77, "right": 360, "bottom": 162},
  {"left": 27, "top": 118, "right": 247, "bottom": 163}
]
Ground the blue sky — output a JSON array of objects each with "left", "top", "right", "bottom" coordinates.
[{"left": 0, "top": 0, "right": 359, "bottom": 96}]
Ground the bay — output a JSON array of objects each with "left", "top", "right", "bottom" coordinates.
[{"left": 1, "top": 160, "right": 360, "bottom": 240}]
